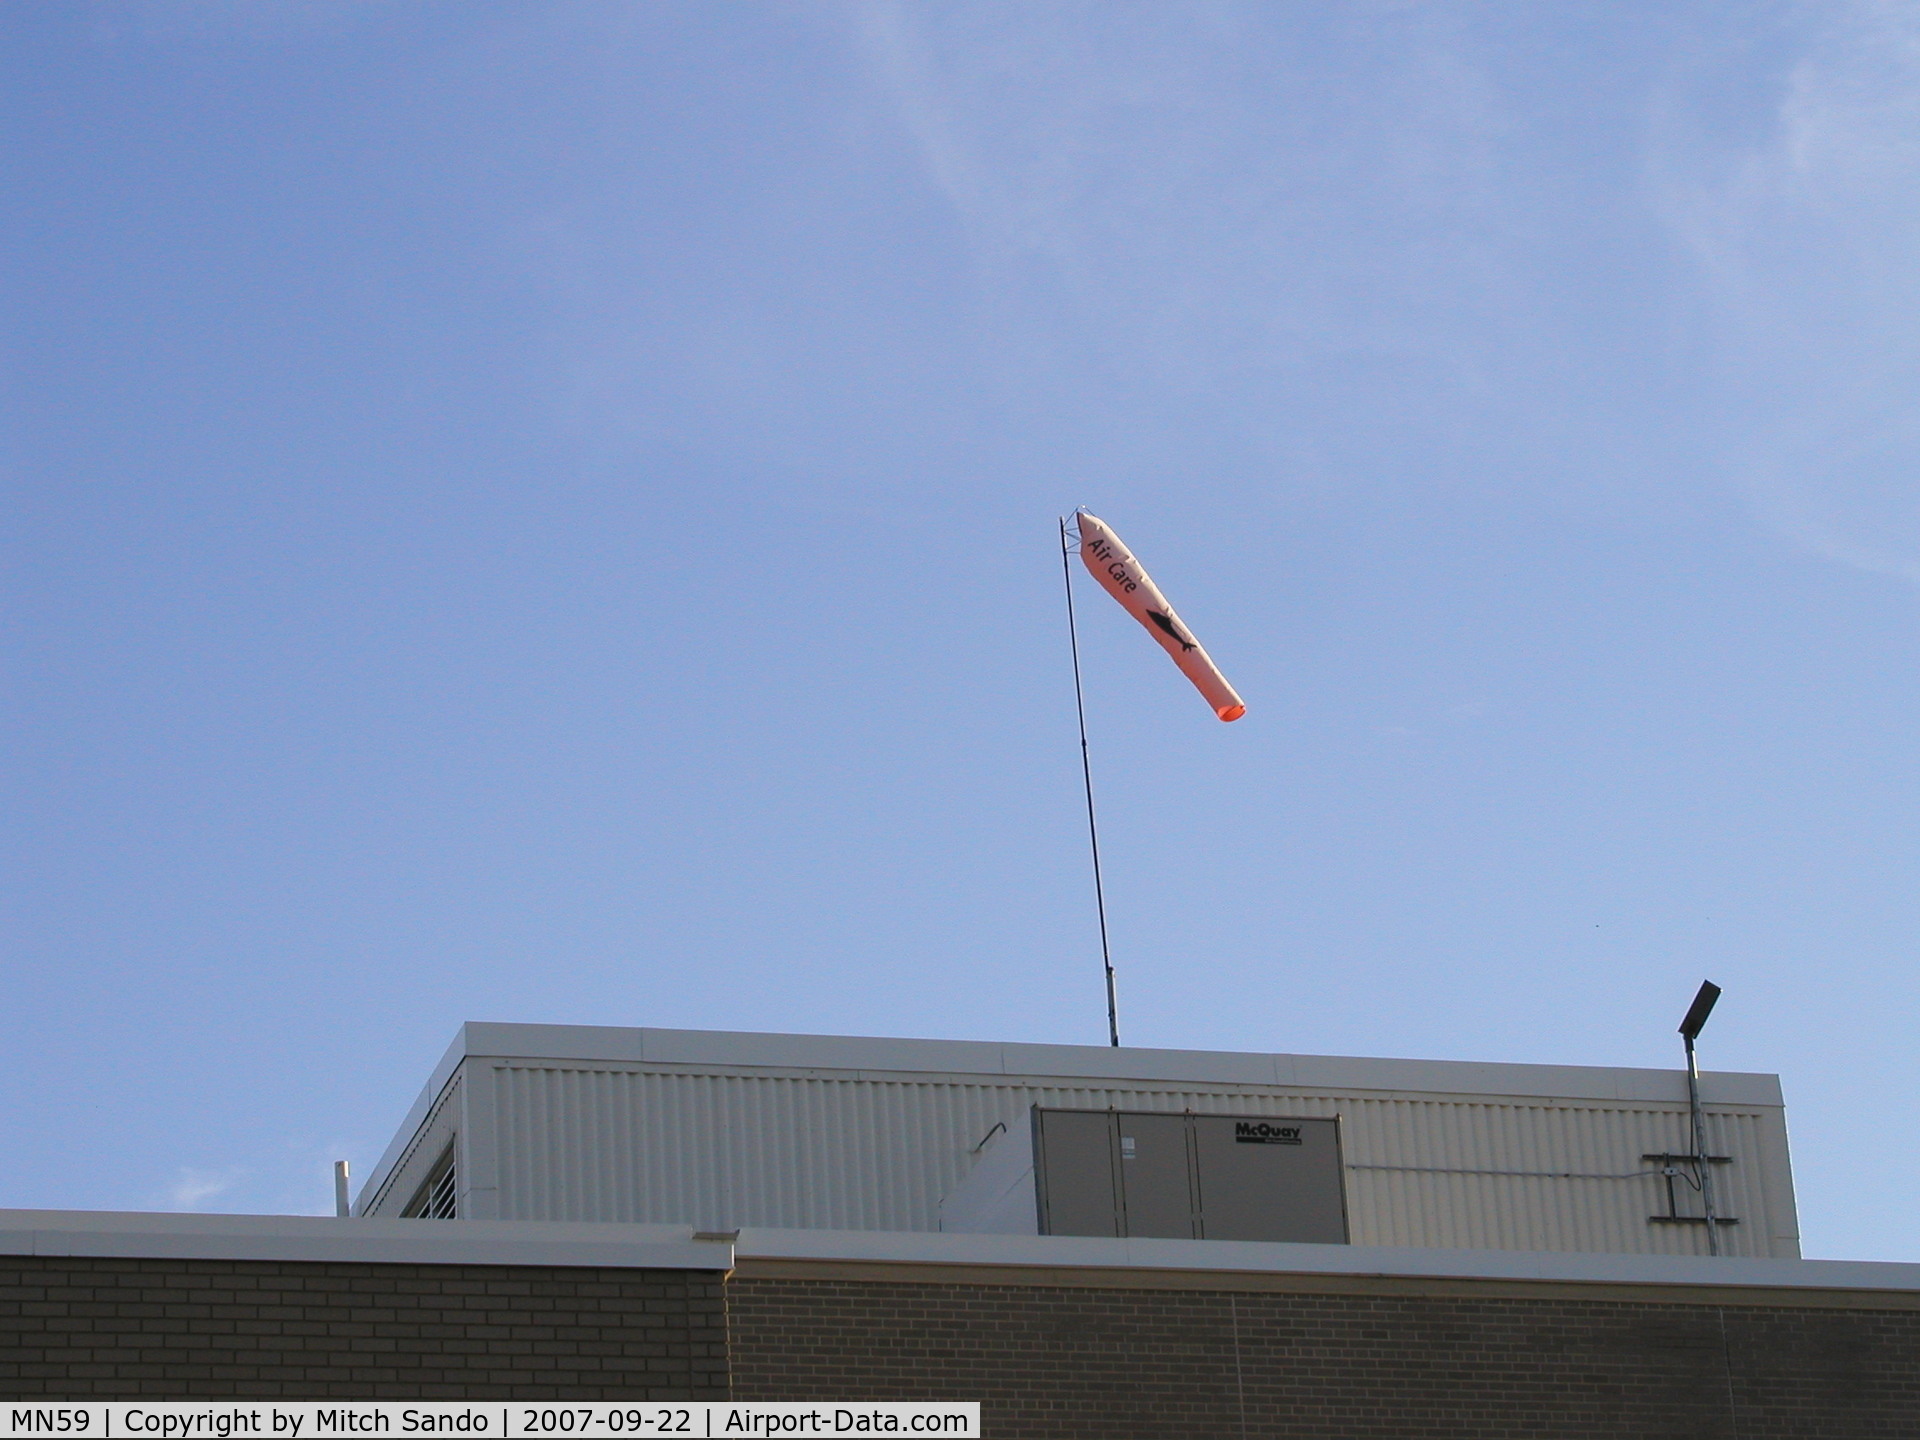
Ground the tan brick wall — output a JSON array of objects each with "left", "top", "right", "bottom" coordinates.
[
  {"left": 0, "top": 1257, "right": 727, "bottom": 1399},
  {"left": 727, "top": 1275, "right": 1920, "bottom": 1438},
  {"left": 9, "top": 1252, "right": 1919, "bottom": 1432}
]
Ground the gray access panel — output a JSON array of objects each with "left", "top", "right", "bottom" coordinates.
[
  {"left": 1033, "top": 1108, "right": 1347, "bottom": 1244},
  {"left": 1114, "top": 1111, "right": 1194, "bottom": 1238},
  {"left": 1031, "top": 1108, "right": 1122, "bottom": 1237},
  {"left": 1192, "top": 1114, "right": 1347, "bottom": 1243}
]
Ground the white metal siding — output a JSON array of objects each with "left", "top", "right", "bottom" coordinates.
[{"left": 475, "top": 1061, "right": 1794, "bottom": 1257}]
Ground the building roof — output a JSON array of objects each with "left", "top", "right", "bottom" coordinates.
[{"left": 3, "top": 1209, "right": 1910, "bottom": 1309}]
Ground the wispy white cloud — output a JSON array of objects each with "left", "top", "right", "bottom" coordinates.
[
  {"left": 1655, "top": 2, "right": 1920, "bottom": 581},
  {"left": 847, "top": 3, "right": 1534, "bottom": 461},
  {"left": 856, "top": 0, "right": 1920, "bottom": 552},
  {"left": 153, "top": 1141, "right": 347, "bottom": 1215},
  {"left": 155, "top": 1139, "right": 356, "bottom": 1217},
  {"left": 163, "top": 1167, "right": 242, "bottom": 1212}
]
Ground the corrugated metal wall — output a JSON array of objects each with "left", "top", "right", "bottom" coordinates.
[{"left": 474, "top": 1062, "right": 1793, "bottom": 1257}]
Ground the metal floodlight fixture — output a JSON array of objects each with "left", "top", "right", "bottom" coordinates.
[
  {"left": 1674, "top": 979, "right": 1725, "bottom": 1255},
  {"left": 1678, "top": 980, "right": 1721, "bottom": 1042}
]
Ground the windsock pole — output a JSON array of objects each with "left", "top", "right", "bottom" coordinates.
[{"left": 1060, "top": 516, "right": 1121, "bottom": 1047}]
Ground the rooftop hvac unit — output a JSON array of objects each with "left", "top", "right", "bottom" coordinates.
[{"left": 941, "top": 1106, "right": 1349, "bottom": 1243}]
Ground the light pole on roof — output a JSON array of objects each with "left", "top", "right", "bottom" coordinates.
[{"left": 1678, "top": 980, "right": 1723, "bottom": 1255}]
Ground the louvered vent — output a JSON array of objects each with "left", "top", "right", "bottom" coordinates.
[{"left": 402, "top": 1142, "right": 457, "bottom": 1219}]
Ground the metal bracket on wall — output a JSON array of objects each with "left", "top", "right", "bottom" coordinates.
[{"left": 1642, "top": 1152, "right": 1738, "bottom": 1226}]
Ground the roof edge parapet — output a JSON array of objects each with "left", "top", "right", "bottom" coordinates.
[
  {"left": 0, "top": 1209, "right": 731, "bottom": 1270},
  {"left": 449, "top": 1021, "right": 1786, "bottom": 1107}
]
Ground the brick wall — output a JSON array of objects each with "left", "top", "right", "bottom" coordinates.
[
  {"left": 9, "top": 1252, "right": 1919, "bottom": 1432},
  {"left": 727, "top": 1272, "right": 1920, "bottom": 1439},
  {"left": 0, "top": 1257, "right": 728, "bottom": 1399}
]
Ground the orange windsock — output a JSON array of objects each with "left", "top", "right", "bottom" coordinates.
[{"left": 1076, "top": 510, "right": 1246, "bottom": 721}]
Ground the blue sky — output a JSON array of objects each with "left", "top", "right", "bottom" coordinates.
[{"left": 5, "top": 3, "right": 1919, "bottom": 1258}]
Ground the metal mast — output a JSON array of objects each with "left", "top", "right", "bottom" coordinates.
[{"left": 1061, "top": 515, "right": 1120, "bottom": 1047}]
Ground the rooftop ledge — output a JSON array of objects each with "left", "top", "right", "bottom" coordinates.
[
  {"left": 3, "top": 1211, "right": 1912, "bottom": 1303},
  {"left": 416, "top": 1021, "right": 1785, "bottom": 1110},
  {"left": 0, "top": 1210, "right": 728, "bottom": 1272}
]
